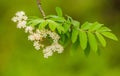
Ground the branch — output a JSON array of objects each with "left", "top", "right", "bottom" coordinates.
[{"left": 36, "top": 0, "right": 46, "bottom": 19}]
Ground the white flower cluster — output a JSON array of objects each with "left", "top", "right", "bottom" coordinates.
[
  {"left": 28, "top": 29, "right": 64, "bottom": 58},
  {"left": 42, "top": 30, "right": 64, "bottom": 58},
  {"left": 12, "top": 11, "right": 64, "bottom": 58},
  {"left": 12, "top": 11, "right": 28, "bottom": 29},
  {"left": 43, "top": 43, "right": 64, "bottom": 58}
]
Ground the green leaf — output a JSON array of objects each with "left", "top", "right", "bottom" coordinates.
[
  {"left": 97, "top": 27, "right": 111, "bottom": 32},
  {"left": 50, "top": 17, "right": 65, "bottom": 23},
  {"left": 28, "top": 19, "right": 44, "bottom": 27},
  {"left": 88, "top": 32, "right": 98, "bottom": 52},
  {"left": 57, "top": 25, "right": 64, "bottom": 34},
  {"left": 81, "top": 22, "right": 92, "bottom": 30},
  {"left": 30, "top": 19, "right": 44, "bottom": 26},
  {"left": 72, "top": 29, "right": 79, "bottom": 43},
  {"left": 47, "top": 15, "right": 65, "bottom": 23},
  {"left": 46, "top": 15, "right": 58, "bottom": 18},
  {"left": 67, "top": 15, "right": 73, "bottom": 22},
  {"left": 66, "top": 16, "right": 80, "bottom": 29},
  {"left": 72, "top": 20, "right": 80, "bottom": 29},
  {"left": 63, "top": 23, "right": 71, "bottom": 33},
  {"left": 47, "top": 20, "right": 57, "bottom": 31},
  {"left": 39, "top": 20, "right": 48, "bottom": 29},
  {"left": 59, "top": 34, "right": 66, "bottom": 45},
  {"left": 101, "top": 32, "right": 118, "bottom": 41},
  {"left": 79, "top": 31, "right": 87, "bottom": 50},
  {"left": 89, "top": 22, "right": 103, "bottom": 31},
  {"left": 48, "top": 23, "right": 57, "bottom": 31},
  {"left": 66, "top": 32, "right": 70, "bottom": 38},
  {"left": 56, "top": 7, "right": 63, "bottom": 17},
  {"left": 70, "top": 41, "right": 79, "bottom": 56},
  {"left": 96, "top": 32, "right": 106, "bottom": 47},
  {"left": 84, "top": 43, "right": 90, "bottom": 57},
  {"left": 63, "top": 18, "right": 72, "bottom": 33}
]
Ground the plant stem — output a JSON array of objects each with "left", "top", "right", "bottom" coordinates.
[{"left": 36, "top": 0, "right": 46, "bottom": 19}]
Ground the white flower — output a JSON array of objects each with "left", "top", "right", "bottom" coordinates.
[
  {"left": 12, "top": 11, "right": 28, "bottom": 29},
  {"left": 28, "top": 34, "right": 35, "bottom": 41},
  {"left": 43, "top": 46, "right": 53, "bottom": 58},
  {"left": 16, "top": 11, "right": 25, "bottom": 17},
  {"left": 28, "top": 33, "right": 42, "bottom": 41},
  {"left": 25, "top": 26, "right": 34, "bottom": 33},
  {"left": 53, "top": 43, "right": 64, "bottom": 53},
  {"left": 13, "top": 11, "right": 26, "bottom": 22},
  {"left": 12, "top": 17, "right": 18, "bottom": 22},
  {"left": 43, "top": 46, "right": 51, "bottom": 53},
  {"left": 15, "top": 15, "right": 27, "bottom": 22},
  {"left": 17, "top": 21, "right": 26, "bottom": 29},
  {"left": 35, "top": 46, "right": 40, "bottom": 50},
  {"left": 33, "top": 33, "right": 42, "bottom": 41},
  {"left": 51, "top": 43, "right": 64, "bottom": 53},
  {"left": 48, "top": 31, "right": 60, "bottom": 42},
  {"left": 43, "top": 42, "right": 64, "bottom": 58},
  {"left": 33, "top": 41, "right": 40, "bottom": 50},
  {"left": 22, "top": 16, "right": 28, "bottom": 20},
  {"left": 44, "top": 50, "right": 53, "bottom": 58},
  {"left": 36, "top": 29, "right": 47, "bottom": 38}
]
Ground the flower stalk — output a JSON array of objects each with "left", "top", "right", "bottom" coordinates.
[{"left": 36, "top": 0, "right": 46, "bottom": 19}]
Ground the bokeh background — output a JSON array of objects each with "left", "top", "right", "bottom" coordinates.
[{"left": 0, "top": 0, "right": 120, "bottom": 76}]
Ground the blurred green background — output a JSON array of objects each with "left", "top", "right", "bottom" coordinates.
[{"left": 0, "top": 0, "right": 120, "bottom": 76}]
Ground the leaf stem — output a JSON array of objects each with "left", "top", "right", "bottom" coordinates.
[{"left": 36, "top": 0, "right": 46, "bottom": 19}]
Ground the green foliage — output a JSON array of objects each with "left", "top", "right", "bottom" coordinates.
[
  {"left": 79, "top": 31, "right": 87, "bottom": 50},
  {"left": 81, "top": 22, "right": 92, "bottom": 30},
  {"left": 56, "top": 7, "right": 63, "bottom": 17},
  {"left": 96, "top": 32, "right": 106, "bottom": 47},
  {"left": 26, "top": 7, "right": 118, "bottom": 55},
  {"left": 39, "top": 20, "right": 48, "bottom": 29},
  {"left": 88, "top": 32, "right": 98, "bottom": 52},
  {"left": 101, "top": 32, "right": 118, "bottom": 41},
  {"left": 47, "top": 20, "right": 57, "bottom": 31},
  {"left": 72, "top": 29, "right": 79, "bottom": 43},
  {"left": 84, "top": 43, "right": 90, "bottom": 56}
]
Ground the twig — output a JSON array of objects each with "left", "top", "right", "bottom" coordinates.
[{"left": 36, "top": 0, "right": 46, "bottom": 19}]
